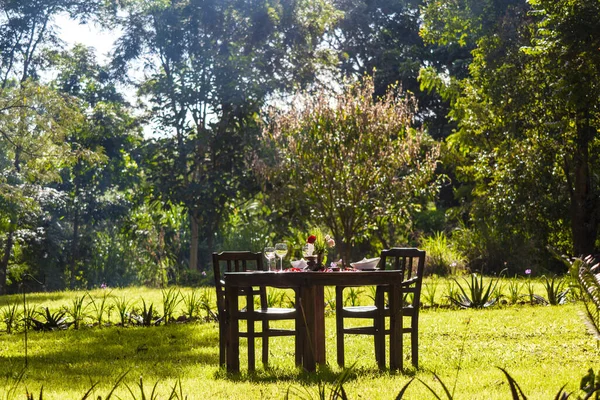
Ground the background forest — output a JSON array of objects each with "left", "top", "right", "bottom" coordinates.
[{"left": 1, "top": 0, "right": 598, "bottom": 294}]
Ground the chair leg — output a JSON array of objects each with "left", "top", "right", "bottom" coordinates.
[
  {"left": 262, "top": 320, "right": 269, "bottom": 367},
  {"left": 411, "top": 317, "right": 419, "bottom": 369},
  {"left": 247, "top": 293, "right": 256, "bottom": 372},
  {"left": 374, "top": 316, "right": 385, "bottom": 369},
  {"left": 295, "top": 325, "right": 303, "bottom": 366},
  {"left": 247, "top": 320, "right": 255, "bottom": 372},
  {"left": 219, "top": 321, "right": 226, "bottom": 366},
  {"left": 336, "top": 287, "right": 345, "bottom": 367}
]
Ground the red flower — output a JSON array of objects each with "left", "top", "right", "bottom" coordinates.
[{"left": 307, "top": 235, "right": 317, "bottom": 244}]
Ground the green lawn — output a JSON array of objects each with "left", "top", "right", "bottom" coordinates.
[{"left": 0, "top": 284, "right": 598, "bottom": 399}]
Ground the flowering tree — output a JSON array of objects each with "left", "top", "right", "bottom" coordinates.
[{"left": 262, "top": 76, "right": 442, "bottom": 264}]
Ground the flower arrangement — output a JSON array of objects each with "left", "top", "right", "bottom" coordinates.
[{"left": 305, "top": 231, "right": 335, "bottom": 256}]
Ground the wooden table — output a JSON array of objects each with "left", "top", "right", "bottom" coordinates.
[{"left": 223, "top": 270, "right": 405, "bottom": 372}]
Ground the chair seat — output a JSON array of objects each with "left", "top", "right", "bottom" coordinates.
[
  {"left": 340, "top": 305, "right": 378, "bottom": 317},
  {"left": 238, "top": 307, "right": 297, "bottom": 321},
  {"left": 342, "top": 305, "right": 415, "bottom": 315}
]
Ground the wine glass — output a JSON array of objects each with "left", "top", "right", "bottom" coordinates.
[
  {"left": 264, "top": 246, "right": 276, "bottom": 271},
  {"left": 275, "top": 242, "right": 288, "bottom": 271}
]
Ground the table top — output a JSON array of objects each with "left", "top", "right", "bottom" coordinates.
[{"left": 223, "top": 269, "right": 404, "bottom": 288}]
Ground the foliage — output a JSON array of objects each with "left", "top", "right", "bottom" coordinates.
[
  {"left": 540, "top": 276, "right": 569, "bottom": 306},
  {"left": 449, "top": 273, "right": 500, "bottom": 308},
  {"left": 87, "top": 290, "right": 112, "bottom": 327},
  {"left": 505, "top": 278, "right": 522, "bottom": 305},
  {"left": 65, "top": 294, "right": 88, "bottom": 330},
  {"left": 30, "top": 307, "right": 72, "bottom": 331},
  {"left": 332, "top": 0, "right": 451, "bottom": 139},
  {"left": 217, "top": 198, "right": 273, "bottom": 253},
  {"left": 423, "top": 0, "right": 600, "bottom": 261},
  {"left": 1, "top": 301, "right": 20, "bottom": 333},
  {"left": 343, "top": 288, "right": 363, "bottom": 307},
  {"left": 161, "top": 288, "right": 182, "bottom": 324},
  {"left": 420, "top": 231, "right": 465, "bottom": 276},
  {"left": 0, "top": 81, "right": 86, "bottom": 294},
  {"left": 129, "top": 300, "right": 163, "bottom": 327},
  {"left": 422, "top": 278, "right": 439, "bottom": 308},
  {"left": 112, "top": 0, "right": 340, "bottom": 272},
  {"left": 181, "top": 290, "right": 202, "bottom": 321},
  {"left": 263, "top": 75, "right": 441, "bottom": 264},
  {"left": 576, "top": 256, "right": 600, "bottom": 340},
  {"left": 284, "top": 367, "right": 352, "bottom": 400},
  {"left": 112, "top": 295, "right": 134, "bottom": 327}
]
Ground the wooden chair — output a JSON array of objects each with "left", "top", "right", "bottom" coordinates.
[
  {"left": 335, "top": 248, "right": 426, "bottom": 369},
  {"left": 213, "top": 251, "right": 300, "bottom": 371}
]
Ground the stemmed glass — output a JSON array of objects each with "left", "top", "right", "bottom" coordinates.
[
  {"left": 264, "top": 246, "right": 276, "bottom": 271},
  {"left": 275, "top": 242, "right": 288, "bottom": 271}
]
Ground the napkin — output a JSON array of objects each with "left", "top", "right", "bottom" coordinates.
[{"left": 290, "top": 259, "right": 308, "bottom": 269}]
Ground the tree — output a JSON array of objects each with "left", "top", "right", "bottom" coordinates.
[
  {"left": 424, "top": 0, "right": 600, "bottom": 270},
  {"left": 262, "top": 76, "right": 441, "bottom": 264},
  {"left": 111, "top": 0, "right": 340, "bottom": 270},
  {"left": 0, "top": 0, "right": 112, "bottom": 293},
  {"left": 0, "top": 81, "right": 84, "bottom": 293},
  {"left": 333, "top": 0, "right": 456, "bottom": 139},
  {"left": 49, "top": 44, "right": 143, "bottom": 288}
]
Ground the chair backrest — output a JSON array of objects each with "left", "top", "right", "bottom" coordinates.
[
  {"left": 212, "top": 251, "right": 266, "bottom": 316},
  {"left": 378, "top": 248, "right": 426, "bottom": 309}
]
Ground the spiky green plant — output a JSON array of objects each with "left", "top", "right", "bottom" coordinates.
[
  {"left": 1, "top": 302, "right": 20, "bottom": 334},
  {"left": 125, "top": 376, "right": 160, "bottom": 400},
  {"left": 448, "top": 273, "right": 500, "bottom": 309},
  {"left": 113, "top": 296, "right": 134, "bottom": 327},
  {"left": 423, "top": 279, "right": 439, "bottom": 308},
  {"left": 344, "top": 287, "right": 364, "bottom": 307},
  {"left": 161, "top": 288, "right": 182, "bottom": 324},
  {"left": 65, "top": 294, "right": 88, "bottom": 330},
  {"left": 577, "top": 256, "right": 600, "bottom": 340},
  {"left": 88, "top": 291, "right": 112, "bottom": 327},
  {"left": 198, "top": 289, "right": 217, "bottom": 322},
  {"left": 129, "top": 300, "right": 163, "bottom": 327},
  {"left": 540, "top": 275, "right": 569, "bottom": 305},
  {"left": 21, "top": 304, "right": 37, "bottom": 331},
  {"left": 30, "top": 307, "right": 72, "bottom": 331},
  {"left": 181, "top": 290, "right": 202, "bottom": 321},
  {"left": 266, "top": 289, "right": 286, "bottom": 308},
  {"left": 505, "top": 278, "right": 522, "bottom": 305},
  {"left": 284, "top": 367, "right": 353, "bottom": 400},
  {"left": 444, "top": 280, "right": 458, "bottom": 306}
]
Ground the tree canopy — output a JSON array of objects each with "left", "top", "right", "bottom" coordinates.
[{"left": 1, "top": 0, "right": 599, "bottom": 292}]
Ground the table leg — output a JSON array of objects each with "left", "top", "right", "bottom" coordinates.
[
  {"left": 314, "top": 286, "right": 326, "bottom": 365},
  {"left": 389, "top": 283, "right": 403, "bottom": 371},
  {"left": 299, "top": 286, "right": 316, "bottom": 371},
  {"left": 226, "top": 286, "right": 240, "bottom": 373}
]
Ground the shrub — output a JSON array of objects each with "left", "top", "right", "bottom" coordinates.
[
  {"left": 448, "top": 273, "right": 500, "bottom": 308},
  {"left": 421, "top": 231, "right": 465, "bottom": 276}
]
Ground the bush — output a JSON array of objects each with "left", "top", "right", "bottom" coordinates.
[{"left": 420, "top": 231, "right": 465, "bottom": 276}]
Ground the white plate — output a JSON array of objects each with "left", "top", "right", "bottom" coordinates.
[{"left": 350, "top": 257, "right": 380, "bottom": 270}]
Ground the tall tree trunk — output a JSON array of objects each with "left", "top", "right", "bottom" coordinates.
[
  {"left": 0, "top": 231, "right": 14, "bottom": 295},
  {"left": 70, "top": 205, "right": 80, "bottom": 289},
  {"left": 207, "top": 229, "right": 215, "bottom": 271},
  {"left": 189, "top": 212, "right": 199, "bottom": 271},
  {"left": 571, "top": 117, "right": 598, "bottom": 256}
]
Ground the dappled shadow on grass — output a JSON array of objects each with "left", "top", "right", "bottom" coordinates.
[
  {"left": 1, "top": 291, "right": 76, "bottom": 306},
  {"left": 214, "top": 362, "right": 417, "bottom": 385},
  {"left": 3, "top": 322, "right": 220, "bottom": 383}
]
